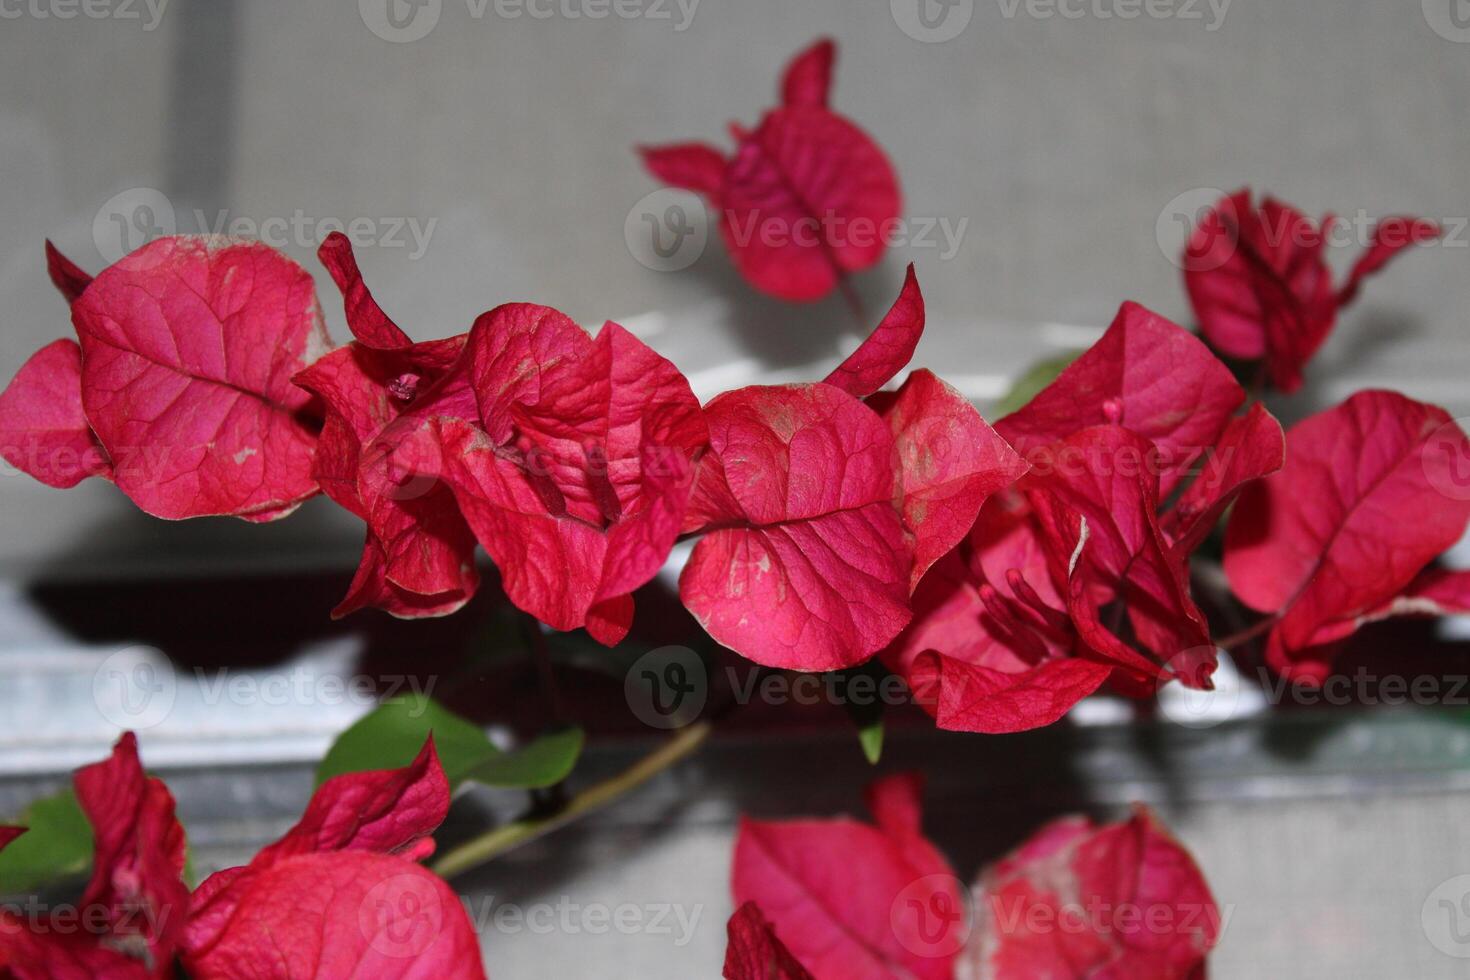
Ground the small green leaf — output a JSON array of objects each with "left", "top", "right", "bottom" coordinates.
[
  {"left": 0, "top": 788, "right": 93, "bottom": 894},
  {"left": 992, "top": 352, "right": 1082, "bottom": 418},
  {"left": 466, "top": 728, "right": 586, "bottom": 789},
  {"left": 317, "top": 696, "right": 587, "bottom": 793},
  {"left": 316, "top": 695, "right": 499, "bottom": 789},
  {"left": 857, "top": 717, "right": 885, "bottom": 765},
  {"left": 837, "top": 660, "right": 888, "bottom": 766}
]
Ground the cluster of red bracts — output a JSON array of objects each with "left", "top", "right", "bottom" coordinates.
[
  {"left": 724, "top": 774, "right": 1221, "bottom": 979},
  {"left": 4, "top": 221, "right": 1470, "bottom": 732},
  {"left": 0, "top": 738, "right": 1221, "bottom": 980},
  {"left": 0, "top": 734, "right": 483, "bottom": 979},
  {"left": 3, "top": 39, "right": 1467, "bottom": 734}
]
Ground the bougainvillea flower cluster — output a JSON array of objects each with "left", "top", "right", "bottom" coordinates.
[
  {"left": 1183, "top": 189, "right": 1439, "bottom": 392},
  {"left": 6, "top": 207, "right": 1470, "bottom": 724},
  {"left": 0, "top": 733, "right": 485, "bottom": 979},
  {"left": 3, "top": 35, "right": 1469, "bottom": 734},
  {"left": 1224, "top": 389, "right": 1470, "bottom": 682},
  {"left": 724, "top": 776, "right": 1220, "bottom": 979},
  {"left": 639, "top": 39, "right": 902, "bottom": 301},
  {"left": 883, "top": 303, "right": 1287, "bottom": 733},
  {"left": 679, "top": 267, "right": 1026, "bottom": 669}
]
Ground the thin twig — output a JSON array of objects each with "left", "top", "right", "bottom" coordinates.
[
  {"left": 1216, "top": 616, "right": 1276, "bottom": 651},
  {"left": 430, "top": 721, "right": 713, "bottom": 880}
]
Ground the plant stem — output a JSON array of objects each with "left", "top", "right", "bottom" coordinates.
[
  {"left": 430, "top": 721, "right": 713, "bottom": 880},
  {"left": 1217, "top": 616, "right": 1276, "bottom": 651}
]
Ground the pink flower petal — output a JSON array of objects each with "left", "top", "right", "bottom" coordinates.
[
  {"left": 723, "top": 902, "right": 815, "bottom": 980},
  {"left": 1160, "top": 402, "right": 1284, "bottom": 557},
  {"left": 1225, "top": 390, "right": 1470, "bottom": 679},
  {"left": 679, "top": 383, "right": 911, "bottom": 670},
  {"left": 45, "top": 240, "right": 93, "bottom": 306},
  {"left": 0, "top": 339, "right": 112, "bottom": 488},
  {"left": 638, "top": 143, "right": 728, "bottom": 197},
  {"left": 822, "top": 265, "right": 924, "bottom": 398},
  {"left": 780, "top": 38, "right": 835, "bottom": 108},
  {"left": 182, "top": 852, "right": 485, "bottom": 980},
  {"left": 997, "top": 302, "right": 1242, "bottom": 495},
  {"left": 720, "top": 107, "right": 900, "bottom": 301},
  {"left": 732, "top": 775, "right": 962, "bottom": 980},
  {"left": 72, "top": 236, "right": 328, "bottom": 520},
  {"left": 881, "top": 368, "right": 1027, "bottom": 591},
  {"left": 965, "top": 806, "right": 1220, "bottom": 979}
]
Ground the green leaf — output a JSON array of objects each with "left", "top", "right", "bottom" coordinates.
[
  {"left": 466, "top": 727, "right": 586, "bottom": 789},
  {"left": 857, "top": 717, "right": 885, "bottom": 765},
  {"left": 316, "top": 695, "right": 499, "bottom": 789},
  {"left": 0, "top": 788, "right": 93, "bottom": 894},
  {"left": 316, "top": 695, "right": 586, "bottom": 792},
  {"left": 837, "top": 661, "right": 888, "bottom": 766},
  {"left": 992, "top": 352, "right": 1082, "bottom": 418}
]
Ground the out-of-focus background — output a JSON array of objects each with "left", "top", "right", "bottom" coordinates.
[{"left": 2, "top": 1, "right": 1470, "bottom": 976}]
